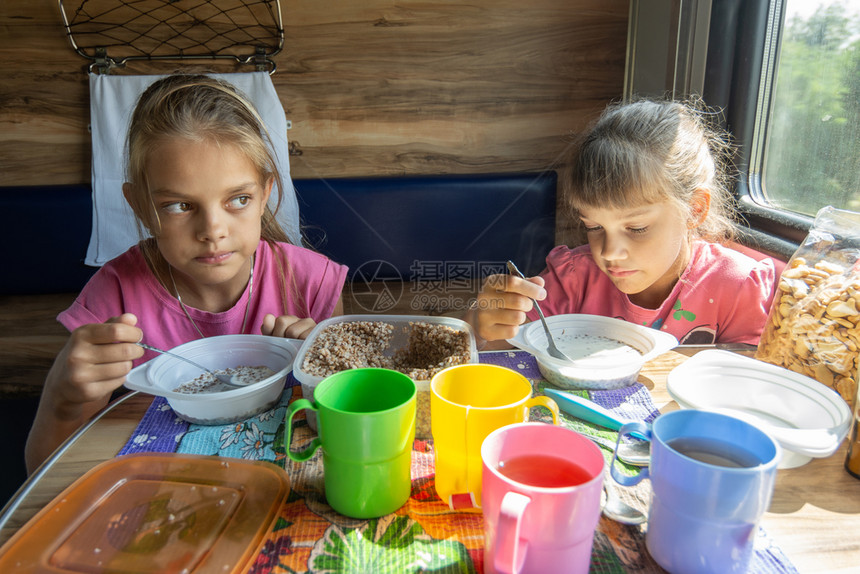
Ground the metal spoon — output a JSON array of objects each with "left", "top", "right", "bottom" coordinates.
[
  {"left": 136, "top": 341, "right": 245, "bottom": 389},
  {"left": 613, "top": 439, "right": 650, "bottom": 467},
  {"left": 602, "top": 483, "right": 647, "bottom": 525},
  {"left": 583, "top": 433, "right": 650, "bottom": 467},
  {"left": 506, "top": 260, "right": 574, "bottom": 363}
]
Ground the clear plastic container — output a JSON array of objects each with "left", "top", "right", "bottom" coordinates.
[
  {"left": 293, "top": 314, "right": 478, "bottom": 438},
  {"left": 669, "top": 349, "right": 852, "bottom": 468},
  {"left": 125, "top": 335, "right": 300, "bottom": 425}
]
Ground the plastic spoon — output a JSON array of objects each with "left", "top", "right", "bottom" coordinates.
[
  {"left": 543, "top": 388, "right": 651, "bottom": 441},
  {"left": 136, "top": 342, "right": 246, "bottom": 389}
]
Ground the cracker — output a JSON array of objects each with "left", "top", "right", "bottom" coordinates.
[{"left": 756, "top": 260, "right": 859, "bottom": 405}]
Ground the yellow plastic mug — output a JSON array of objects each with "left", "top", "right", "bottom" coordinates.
[{"left": 431, "top": 363, "right": 559, "bottom": 511}]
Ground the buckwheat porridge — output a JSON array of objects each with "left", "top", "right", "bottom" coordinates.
[
  {"left": 301, "top": 320, "right": 472, "bottom": 437},
  {"left": 301, "top": 321, "right": 471, "bottom": 378}
]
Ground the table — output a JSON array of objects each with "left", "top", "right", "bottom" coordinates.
[{"left": 1, "top": 348, "right": 859, "bottom": 572}]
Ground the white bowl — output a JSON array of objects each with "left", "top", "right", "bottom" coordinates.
[
  {"left": 125, "top": 335, "right": 300, "bottom": 425},
  {"left": 507, "top": 314, "right": 678, "bottom": 390},
  {"left": 667, "top": 349, "right": 853, "bottom": 468},
  {"left": 292, "top": 314, "right": 478, "bottom": 438}
]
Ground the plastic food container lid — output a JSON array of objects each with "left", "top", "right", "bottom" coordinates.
[
  {"left": 0, "top": 453, "right": 290, "bottom": 573},
  {"left": 667, "top": 349, "right": 852, "bottom": 468}
]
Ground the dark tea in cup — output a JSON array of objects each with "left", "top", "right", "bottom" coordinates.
[
  {"left": 666, "top": 436, "right": 760, "bottom": 469},
  {"left": 610, "top": 410, "right": 781, "bottom": 574}
]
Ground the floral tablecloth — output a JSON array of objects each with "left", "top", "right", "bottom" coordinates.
[{"left": 118, "top": 351, "right": 798, "bottom": 573}]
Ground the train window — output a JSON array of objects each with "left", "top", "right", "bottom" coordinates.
[
  {"left": 755, "top": 0, "right": 860, "bottom": 217},
  {"left": 705, "top": 0, "right": 859, "bottom": 255}
]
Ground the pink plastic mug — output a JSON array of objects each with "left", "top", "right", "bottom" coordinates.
[{"left": 481, "top": 423, "right": 605, "bottom": 574}]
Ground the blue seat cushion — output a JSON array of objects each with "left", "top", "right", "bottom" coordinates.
[
  {"left": 1, "top": 184, "right": 96, "bottom": 294},
  {"left": 294, "top": 171, "right": 557, "bottom": 280},
  {"left": 0, "top": 172, "right": 557, "bottom": 294}
]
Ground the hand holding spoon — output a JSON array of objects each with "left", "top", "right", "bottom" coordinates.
[{"left": 506, "top": 260, "right": 574, "bottom": 363}]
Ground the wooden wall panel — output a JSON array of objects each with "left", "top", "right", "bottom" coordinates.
[
  {"left": 0, "top": 1, "right": 627, "bottom": 400},
  {"left": 0, "top": 0, "right": 628, "bottom": 188}
]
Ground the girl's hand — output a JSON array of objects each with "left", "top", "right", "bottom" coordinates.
[
  {"left": 474, "top": 273, "right": 546, "bottom": 342},
  {"left": 261, "top": 313, "right": 317, "bottom": 339},
  {"left": 27, "top": 313, "right": 143, "bottom": 474},
  {"left": 47, "top": 313, "right": 144, "bottom": 415}
]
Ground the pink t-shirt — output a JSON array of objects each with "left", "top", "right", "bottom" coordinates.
[
  {"left": 528, "top": 241, "right": 777, "bottom": 345},
  {"left": 58, "top": 240, "right": 348, "bottom": 365}
]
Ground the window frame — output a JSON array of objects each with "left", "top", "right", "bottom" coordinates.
[{"left": 704, "top": 0, "right": 814, "bottom": 260}]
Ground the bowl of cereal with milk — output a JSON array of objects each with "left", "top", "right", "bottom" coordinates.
[
  {"left": 508, "top": 314, "right": 678, "bottom": 390},
  {"left": 124, "top": 335, "right": 300, "bottom": 425},
  {"left": 293, "top": 315, "right": 478, "bottom": 438}
]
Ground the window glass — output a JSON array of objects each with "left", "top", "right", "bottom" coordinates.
[{"left": 759, "top": 0, "right": 860, "bottom": 216}]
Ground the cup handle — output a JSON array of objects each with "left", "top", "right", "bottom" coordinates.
[
  {"left": 525, "top": 396, "right": 560, "bottom": 425},
  {"left": 494, "top": 491, "right": 530, "bottom": 574},
  {"left": 285, "top": 398, "right": 321, "bottom": 462},
  {"left": 610, "top": 421, "right": 651, "bottom": 487}
]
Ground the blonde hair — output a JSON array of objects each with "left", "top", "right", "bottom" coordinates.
[
  {"left": 568, "top": 97, "right": 737, "bottom": 242},
  {"left": 124, "top": 74, "right": 306, "bottom": 314}
]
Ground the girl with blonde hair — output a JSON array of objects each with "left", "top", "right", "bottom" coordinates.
[{"left": 27, "top": 75, "right": 346, "bottom": 472}]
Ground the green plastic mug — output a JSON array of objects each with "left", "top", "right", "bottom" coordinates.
[{"left": 285, "top": 368, "right": 417, "bottom": 518}]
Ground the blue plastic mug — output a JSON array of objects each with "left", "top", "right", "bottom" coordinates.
[{"left": 611, "top": 409, "right": 781, "bottom": 574}]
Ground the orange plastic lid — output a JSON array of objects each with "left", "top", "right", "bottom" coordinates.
[{"left": 0, "top": 453, "right": 290, "bottom": 573}]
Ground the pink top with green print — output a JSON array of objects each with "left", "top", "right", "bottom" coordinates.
[{"left": 527, "top": 241, "right": 778, "bottom": 345}]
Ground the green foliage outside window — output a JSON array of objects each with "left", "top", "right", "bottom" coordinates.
[{"left": 763, "top": 1, "right": 860, "bottom": 216}]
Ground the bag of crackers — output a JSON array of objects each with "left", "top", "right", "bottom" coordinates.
[{"left": 755, "top": 206, "right": 860, "bottom": 406}]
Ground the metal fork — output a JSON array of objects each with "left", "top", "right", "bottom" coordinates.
[{"left": 506, "top": 260, "right": 574, "bottom": 363}]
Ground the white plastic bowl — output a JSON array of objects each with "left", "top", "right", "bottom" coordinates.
[
  {"left": 667, "top": 349, "right": 852, "bottom": 468},
  {"left": 125, "top": 335, "right": 300, "bottom": 425},
  {"left": 292, "top": 314, "right": 478, "bottom": 438},
  {"left": 508, "top": 314, "right": 678, "bottom": 390}
]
